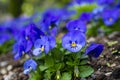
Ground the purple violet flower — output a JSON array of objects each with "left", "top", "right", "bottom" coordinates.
[
  {"left": 62, "top": 30, "right": 86, "bottom": 52},
  {"left": 97, "top": 0, "right": 114, "bottom": 5},
  {"left": 84, "top": 43, "right": 104, "bottom": 58},
  {"left": 102, "top": 9, "right": 119, "bottom": 26},
  {"left": 79, "top": 12, "right": 92, "bottom": 23},
  {"left": 23, "top": 59, "right": 37, "bottom": 74},
  {"left": 33, "top": 36, "right": 56, "bottom": 56},
  {"left": 66, "top": 19, "right": 87, "bottom": 33},
  {"left": 0, "top": 33, "right": 10, "bottom": 45}
]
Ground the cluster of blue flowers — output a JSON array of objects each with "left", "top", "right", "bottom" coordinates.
[
  {"left": 62, "top": 20, "right": 86, "bottom": 52},
  {"left": 21, "top": 19, "right": 104, "bottom": 74},
  {"left": 10, "top": 8, "right": 77, "bottom": 74},
  {"left": 73, "top": 0, "right": 120, "bottom": 26},
  {"left": 0, "top": 17, "right": 31, "bottom": 45},
  {"left": 3, "top": 0, "right": 120, "bottom": 76},
  {"left": 0, "top": 0, "right": 120, "bottom": 46},
  {"left": 21, "top": 19, "right": 104, "bottom": 75},
  {"left": 62, "top": 18, "right": 104, "bottom": 57}
]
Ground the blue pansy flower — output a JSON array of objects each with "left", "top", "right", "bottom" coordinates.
[
  {"left": 73, "top": 0, "right": 81, "bottom": 4},
  {"left": 0, "top": 33, "right": 10, "bottom": 45},
  {"left": 0, "top": 26, "right": 6, "bottom": 32},
  {"left": 66, "top": 19, "right": 87, "bottom": 33},
  {"left": 62, "top": 30, "right": 86, "bottom": 52},
  {"left": 33, "top": 36, "right": 56, "bottom": 56},
  {"left": 13, "top": 23, "right": 45, "bottom": 59},
  {"left": 25, "top": 23, "right": 45, "bottom": 42},
  {"left": 116, "top": 2, "right": 120, "bottom": 9},
  {"left": 40, "top": 8, "right": 75, "bottom": 35},
  {"left": 47, "top": 36, "right": 56, "bottom": 49},
  {"left": 50, "top": 27, "right": 58, "bottom": 37},
  {"left": 59, "top": 8, "right": 76, "bottom": 21},
  {"left": 73, "top": 0, "right": 94, "bottom": 4},
  {"left": 33, "top": 36, "right": 49, "bottom": 56},
  {"left": 40, "top": 9, "right": 60, "bottom": 33},
  {"left": 12, "top": 42, "right": 19, "bottom": 54},
  {"left": 97, "top": 0, "right": 114, "bottom": 5},
  {"left": 84, "top": 0, "right": 94, "bottom": 4},
  {"left": 23, "top": 59, "right": 37, "bottom": 74},
  {"left": 13, "top": 29, "right": 26, "bottom": 52},
  {"left": 18, "top": 30, "right": 33, "bottom": 52},
  {"left": 79, "top": 12, "right": 92, "bottom": 23},
  {"left": 102, "top": 9, "right": 119, "bottom": 26},
  {"left": 14, "top": 38, "right": 31, "bottom": 60},
  {"left": 84, "top": 43, "right": 104, "bottom": 58},
  {"left": 92, "top": 7, "right": 104, "bottom": 21}
]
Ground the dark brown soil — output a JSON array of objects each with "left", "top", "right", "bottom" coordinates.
[
  {"left": 87, "top": 33, "right": 120, "bottom": 80},
  {"left": 0, "top": 53, "right": 28, "bottom": 80}
]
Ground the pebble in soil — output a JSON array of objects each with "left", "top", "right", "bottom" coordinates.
[{"left": 0, "top": 53, "right": 28, "bottom": 80}]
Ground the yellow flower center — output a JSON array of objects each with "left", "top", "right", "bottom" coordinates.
[
  {"left": 71, "top": 42, "right": 77, "bottom": 47},
  {"left": 40, "top": 46, "right": 44, "bottom": 52}
]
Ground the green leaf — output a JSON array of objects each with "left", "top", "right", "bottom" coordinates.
[
  {"left": 52, "top": 48, "right": 64, "bottom": 62},
  {"left": 44, "top": 70, "right": 52, "bottom": 80},
  {"left": 45, "top": 56, "right": 54, "bottom": 67},
  {"left": 66, "top": 61, "right": 75, "bottom": 66},
  {"left": 74, "top": 52, "right": 82, "bottom": 60},
  {"left": 86, "top": 26, "right": 98, "bottom": 37},
  {"left": 65, "top": 51, "right": 72, "bottom": 55},
  {"left": 39, "top": 65, "right": 48, "bottom": 71},
  {"left": 60, "top": 48, "right": 64, "bottom": 52},
  {"left": 80, "top": 55, "right": 88, "bottom": 59},
  {"left": 80, "top": 60, "right": 87, "bottom": 65},
  {"left": 60, "top": 72, "right": 72, "bottom": 80},
  {"left": 79, "top": 66, "right": 94, "bottom": 78},
  {"left": 0, "top": 39, "right": 14, "bottom": 54},
  {"left": 54, "top": 63, "right": 64, "bottom": 70},
  {"left": 33, "top": 53, "right": 46, "bottom": 60},
  {"left": 29, "top": 71, "right": 42, "bottom": 80}
]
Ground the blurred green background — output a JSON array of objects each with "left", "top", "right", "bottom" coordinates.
[{"left": 0, "top": 0, "right": 71, "bottom": 18}]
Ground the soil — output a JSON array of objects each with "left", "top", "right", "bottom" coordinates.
[
  {"left": 0, "top": 53, "right": 29, "bottom": 80},
  {"left": 0, "top": 32, "right": 120, "bottom": 80},
  {"left": 87, "top": 32, "right": 120, "bottom": 80}
]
